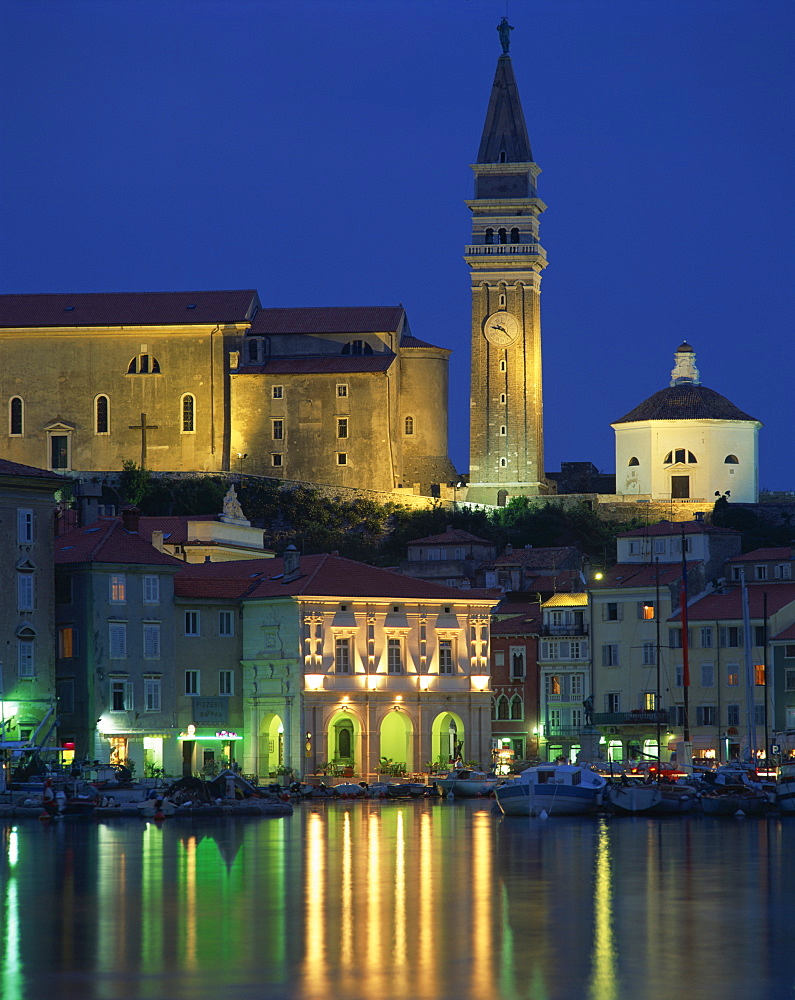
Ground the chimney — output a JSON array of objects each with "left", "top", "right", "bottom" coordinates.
[
  {"left": 150, "top": 530, "right": 165, "bottom": 552},
  {"left": 121, "top": 507, "right": 140, "bottom": 533},
  {"left": 283, "top": 545, "right": 300, "bottom": 581},
  {"left": 504, "top": 543, "right": 513, "bottom": 556}
]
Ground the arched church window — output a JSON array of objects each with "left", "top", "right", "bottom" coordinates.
[
  {"left": 95, "top": 395, "right": 109, "bottom": 435},
  {"left": 404, "top": 416, "right": 414, "bottom": 435},
  {"left": 9, "top": 396, "right": 23, "bottom": 436},
  {"left": 666, "top": 449, "right": 697, "bottom": 465},
  {"left": 485, "top": 228, "right": 494, "bottom": 245},
  {"left": 499, "top": 458, "right": 507, "bottom": 468},
  {"left": 181, "top": 394, "right": 195, "bottom": 433},
  {"left": 724, "top": 455, "right": 739, "bottom": 464},
  {"left": 498, "top": 228, "right": 507, "bottom": 244},
  {"left": 497, "top": 489, "right": 508, "bottom": 507},
  {"left": 247, "top": 339, "right": 259, "bottom": 363},
  {"left": 628, "top": 457, "right": 639, "bottom": 466},
  {"left": 341, "top": 340, "right": 373, "bottom": 356},
  {"left": 510, "top": 228, "right": 520, "bottom": 244},
  {"left": 127, "top": 354, "right": 161, "bottom": 375}
]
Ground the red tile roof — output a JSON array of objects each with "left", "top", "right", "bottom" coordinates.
[
  {"left": 728, "top": 548, "right": 794, "bottom": 563},
  {"left": 408, "top": 528, "right": 494, "bottom": 546},
  {"left": 669, "top": 583, "right": 795, "bottom": 622},
  {"left": 619, "top": 520, "right": 739, "bottom": 538},
  {"left": 400, "top": 334, "right": 447, "bottom": 351},
  {"left": 592, "top": 563, "right": 693, "bottom": 589},
  {"left": 491, "top": 546, "right": 580, "bottom": 568},
  {"left": 249, "top": 306, "right": 404, "bottom": 335},
  {"left": 235, "top": 356, "right": 395, "bottom": 376},
  {"left": 0, "top": 458, "right": 66, "bottom": 482},
  {"left": 773, "top": 623, "right": 795, "bottom": 641},
  {"left": 175, "top": 554, "right": 500, "bottom": 602},
  {"left": 0, "top": 290, "right": 258, "bottom": 328},
  {"left": 56, "top": 520, "right": 184, "bottom": 566},
  {"left": 490, "top": 612, "right": 541, "bottom": 636}
]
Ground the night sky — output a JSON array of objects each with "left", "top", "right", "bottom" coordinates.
[{"left": 3, "top": 1, "right": 792, "bottom": 489}]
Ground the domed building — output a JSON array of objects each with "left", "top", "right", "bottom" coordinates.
[{"left": 612, "top": 343, "right": 761, "bottom": 503}]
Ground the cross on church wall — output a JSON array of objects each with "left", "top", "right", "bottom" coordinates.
[{"left": 128, "top": 412, "right": 159, "bottom": 466}]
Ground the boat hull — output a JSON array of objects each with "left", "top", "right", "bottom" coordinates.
[
  {"left": 701, "top": 793, "right": 768, "bottom": 817},
  {"left": 495, "top": 781, "right": 600, "bottom": 817},
  {"left": 607, "top": 784, "right": 662, "bottom": 814},
  {"left": 776, "top": 778, "right": 795, "bottom": 814}
]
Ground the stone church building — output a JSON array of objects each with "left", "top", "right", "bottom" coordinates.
[{"left": 0, "top": 293, "right": 455, "bottom": 493}]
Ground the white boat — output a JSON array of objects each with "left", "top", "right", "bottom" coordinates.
[
  {"left": 434, "top": 768, "right": 499, "bottom": 798},
  {"left": 495, "top": 764, "right": 607, "bottom": 817},
  {"left": 775, "top": 762, "right": 795, "bottom": 814},
  {"left": 606, "top": 780, "right": 662, "bottom": 814}
]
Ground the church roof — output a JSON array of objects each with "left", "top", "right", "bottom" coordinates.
[
  {"left": 477, "top": 55, "right": 533, "bottom": 164},
  {"left": 249, "top": 306, "right": 404, "bottom": 335},
  {"left": 613, "top": 384, "right": 759, "bottom": 424},
  {"left": 0, "top": 458, "right": 66, "bottom": 482},
  {"left": 400, "top": 334, "right": 447, "bottom": 350},
  {"left": 0, "top": 290, "right": 259, "bottom": 328},
  {"left": 237, "top": 356, "right": 395, "bottom": 376}
]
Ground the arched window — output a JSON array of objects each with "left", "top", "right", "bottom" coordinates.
[
  {"left": 341, "top": 340, "right": 373, "bottom": 356},
  {"left": 499, "top": 150, "right": 507, "bottom": 163},
  {"left": 497, "top": 489, "right": 508, "bottom": 507},
  {"left": 404, "top": 416, "right": 414, "bottom": 435},
  {"left": 181, "top": 394, "right": 195, "bottom": 433},
  {"left": 628, "top": 456, "right": 639, "bottom": 466},
  {"left": 499, "top": 426, "right": 507, "bottom": 436},
  {"left": 485, "top": 228, "right": 494, "bottom": 245},
  {"left": 510, "top": 228, "right": 520, "bottom": 244},
  {"left": 247, "top": 339, "right": 259, "bottom": 363},
  {"left": 498, "top": 228, "right": 507, "bottom": 244},
  {"left": 9, "top": 396, "right": 23, "bottom": 436},
  {"left": 510, "top": 696, "right": 524, "bottom": 720},
  {"left": 497, "top": 696, "right": 510, "bottom": 720},
  {"left": 127, "top": 354, "right": 161, "bottom": 374},
  {"left": 499, "top": 458, "right": 507, "bottom": 468},
  {"left": 724, "top": 455, "right": 739, "bottom": 464},
  {"left": 95, "top": 395, "right": 109, "bottom": 434},
  {"left": 664, "top": 449, "right": 697, "bottom": 465}
]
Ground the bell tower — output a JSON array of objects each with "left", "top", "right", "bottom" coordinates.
[{"left": 466, "top": 24, "right": 549, "bottom": 505}]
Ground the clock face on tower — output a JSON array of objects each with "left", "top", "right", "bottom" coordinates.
[{"left": 483, "top": 311, "right": 520, "bottom": 347}]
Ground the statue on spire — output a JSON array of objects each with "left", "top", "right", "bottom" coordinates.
[{"left": 497, "top": 17, "right": 514, "bottom": 54}]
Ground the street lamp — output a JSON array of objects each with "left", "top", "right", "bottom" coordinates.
[{"left": 237, "top": 452, "right": 248, "bottom": 488}]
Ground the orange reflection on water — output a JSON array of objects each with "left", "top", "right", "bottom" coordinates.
[
  {"left": 471, "top": 809, "right": 494, "bottom": 999},
  {"left": 589, "top": 820, "right": 617, "bottom": 1000},
  {"left": 182, "top": 834, "right": 198, "bottom": 970},
  {"left": 301, "top": 810, "right": 328, "bottom": 997}
]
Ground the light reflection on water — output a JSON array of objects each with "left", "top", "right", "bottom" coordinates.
[{"left": 2, "top": 802, "right": 795, "bottom": 1000}]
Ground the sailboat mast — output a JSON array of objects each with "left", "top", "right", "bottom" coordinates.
[{"left": 655, "top": 558, "right": 661, "bottom": 759}]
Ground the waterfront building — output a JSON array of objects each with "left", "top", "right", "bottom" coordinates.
[
  {"left": 589, "top": 519, "right": 741, "bottom": 763},
  {"left": 612, "top": 342, "right": 761, "bottom": 503},
  {"left": 537, "top": 592, "right": 592, "bottom": 763},
  {"left": 0, "top": 459, "right": 63, "bottom": 760},
  {"left": 489, "top": 609, "right": 541, "bottom": 767},
  {"left": 174, "top": 552, "right": 498, "bottom": 780},
  {"left": 54, "top": 510, "right": 183, "bottom": 774}
]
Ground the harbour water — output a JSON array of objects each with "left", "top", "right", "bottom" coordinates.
[{"left": 2, "top": 799, "right": 794, "bottom": 1000}]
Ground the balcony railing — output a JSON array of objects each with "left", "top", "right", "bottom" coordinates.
[
  {"left": 545, "top": 726, "right": 583, "bottom": 737},
  {"left": 593, "top": 711, "right": 668, "bottom": 727},
  {"left": 541, "top": 624, "right": 589, "bottom": 637},
  {"left": 465, "top": 243, "right": 547, "bottom": 259}
]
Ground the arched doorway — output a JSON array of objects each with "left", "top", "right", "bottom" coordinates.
[
  {"left": 259, "top": 711, "right": 286, "bottom": 778},
  {"left": 326, "top": 710, "right": 363, "bottom": 775},
  {"left": 379, "top": 708, "right": 414, "bottom": 773},
  {"left": 431, "top": 711, "right": 465, "bottom": 768}
]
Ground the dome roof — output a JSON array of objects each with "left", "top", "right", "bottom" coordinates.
[{"left": 613, "top": 383, "right": 759, "bottom": 424}]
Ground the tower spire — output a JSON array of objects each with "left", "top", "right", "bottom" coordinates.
[{"left": 477, "top": 43, "right": 533, "bottom": 166}]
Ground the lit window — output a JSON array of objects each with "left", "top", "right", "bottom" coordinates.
[
  {"left": 58, "top": 625, "right": 76, "bottom": 659},
  {"left": 111, "top": 680, "right": 132, "bottom": 712},
  {"left": 639, "top": 602, "right": 655, "bottom": 620},
  {"left": 727, "top": 666, "right": 739, "bottom": 686},
  {"left": 643, "top": 692, "right": 656, "bottom": 711},
  {"left": 387, "top": 638, "right": 403, "bottom": 674},
  {"left": 110, "top": 574, "right": 126, "bottom": 603},
  {"left": 335, "top": 637, "right": 351, "bottom": 674},
  {"left": 755, "top": 664, "right": 765, "bottom": 686}
]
